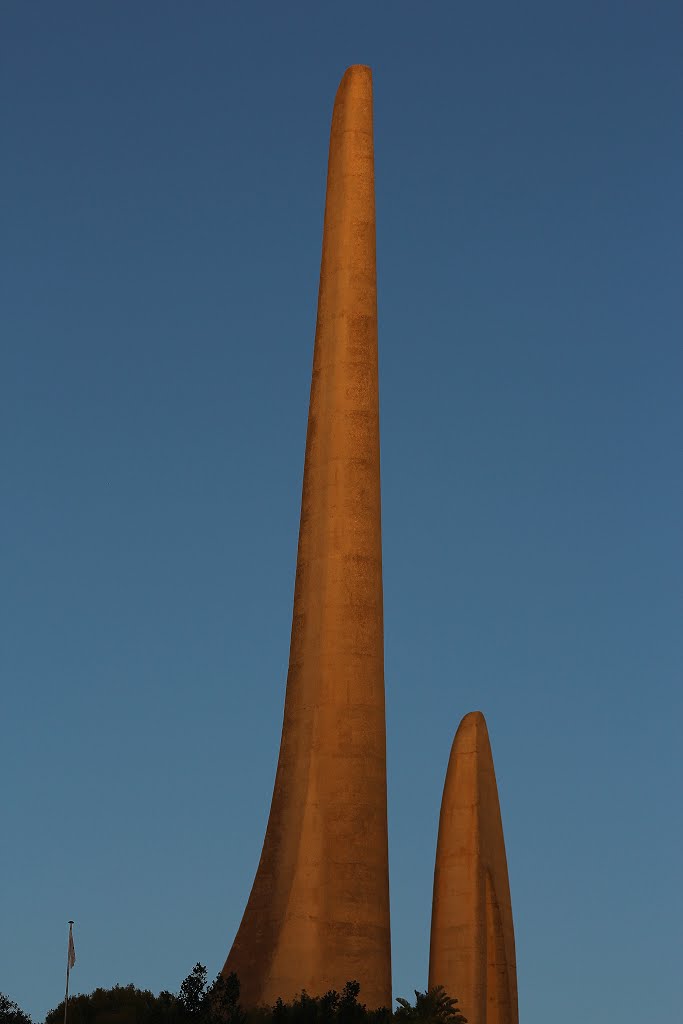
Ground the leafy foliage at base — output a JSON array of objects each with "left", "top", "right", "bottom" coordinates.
[
  {"left": 0, "top": 993, "right": 34, "bottom": 1024},
  {"left": 270, "top": 981, "right": 389, "bottom": 1024},
  {"left": 6, "top": 966, "right": 466, "bottom": 1024},
  {"left": 395, "top": 987, "right": 466, "bottom": 1024},
  {"left": 43, "top": 982, "right": 181, "bottom": 1024}
]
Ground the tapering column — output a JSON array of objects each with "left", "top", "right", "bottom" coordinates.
[
  {"left": 222, "top": 65, "right": 391, "bottom": 1009},
  {"left": 429, "top": 712, "right": 518, "bottom": 1024}
]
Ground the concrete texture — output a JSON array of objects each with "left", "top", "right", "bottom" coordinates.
[
  {"left": 429, "top": 712, "right": 518, "bottom": 1024},
  {"left": 222, "top": 65, "right": 391, "bottom": 1009}
]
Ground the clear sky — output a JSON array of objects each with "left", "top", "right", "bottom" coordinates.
[{"left": 2, "top": 3, "right": 681, "bottom": 1021}]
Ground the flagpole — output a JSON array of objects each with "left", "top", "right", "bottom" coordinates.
[{"left": 63, "top": 921, "right": 74, "bottom": 1024}]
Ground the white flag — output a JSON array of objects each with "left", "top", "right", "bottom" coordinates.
[{"left": 68, "top": 926, "right": 76, "bottom": 970}]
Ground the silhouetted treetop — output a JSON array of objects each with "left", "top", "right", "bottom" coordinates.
[
  {"left": 394, "top": 988, "right": 466, "bottom": 1024},
  {"left": 40, "top": 968, "right": 465, "bottom": 1024},
  {"left": 0, "top": 993, "right": 33, "bottom": 1024}
]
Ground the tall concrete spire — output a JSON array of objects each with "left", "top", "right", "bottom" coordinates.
[
  {"left": 429, "top": 712, "right": 518, "bottom": 1024},
  {"left": 222, "top": 65, "right": 391, "bottom": 1009}
]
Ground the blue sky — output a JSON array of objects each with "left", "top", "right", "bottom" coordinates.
[{"left": 2, "top": 3, "right": 681, "bottom": 1021}]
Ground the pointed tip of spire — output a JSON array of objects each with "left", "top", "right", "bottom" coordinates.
[
  {"left": 336, "top": 64, "right": 373, "bottom": 99},
  {"left": 457, "top": 709, "right": 489, "bottom": 735},
  {"left": 332, "top": 65, "right": 374, "bottom": 135},
  {"left": 452, "top": 710, "right": 491, "bottom": 756},
  {"left": 460, "top": 709, "right": 487, "bottom": 727}
]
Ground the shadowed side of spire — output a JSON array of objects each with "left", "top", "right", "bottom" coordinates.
[
  {"left": 222, "top": 65, "right": 391, "bottom": 1010},
  {"left": 429, "top": 712, "right": 518, "bottom": 1024}
]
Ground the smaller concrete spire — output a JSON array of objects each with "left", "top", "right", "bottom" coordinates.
[{"left": 429, "top": 712, "right": 518, "bottom": 1024}]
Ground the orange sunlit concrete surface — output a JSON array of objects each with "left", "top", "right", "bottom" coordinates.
[
  {"left": 429, "top": 713, "right": 518, "bottom": 1024},
  {"left": 222, "top": 66, "right": 391, "bottom": 1009}
]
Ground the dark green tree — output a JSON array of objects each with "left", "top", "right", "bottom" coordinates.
[
  {"left": 0, "top": 993, "right": 33, "bottom": 1024},
  {"left": 177, "top": 964, "right": 246, "bottom": 1024},
  {"left": 204, "top": 972, "right": 245, "bottom": 1024},
  {"left": 45, "top": 983, "right": 182, "bottom": 1024},
  {"left": 267, "top": 980, "right": 389, "bottom": 1024},
  {"left": 394, "top": 987, "right": 466, "bottom": 1024},
  {"left": 179, "top": 965, "right": 208, "bottom": 1019}
]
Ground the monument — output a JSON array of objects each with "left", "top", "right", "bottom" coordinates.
[
  {"left": 222, "top": 65, "right": 392, "bottom": 1009},
  {"left": 429, "top": 712, "right": 518, "bottom": 1024},
  {"left": 222, "top": 66, "right": 518, "bottom": 1023}
]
